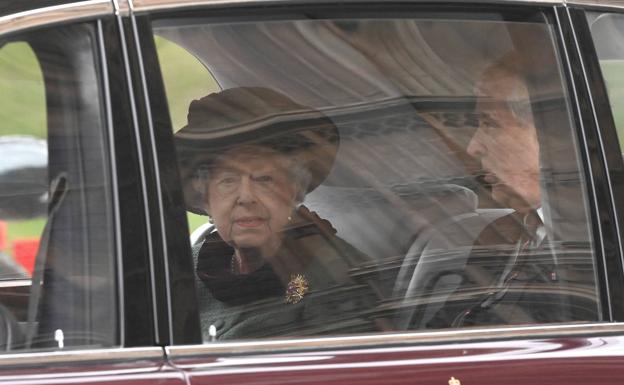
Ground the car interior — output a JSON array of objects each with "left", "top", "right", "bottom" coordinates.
[{"left": 156, "top": 11, "right": 601, "bottom": 338}]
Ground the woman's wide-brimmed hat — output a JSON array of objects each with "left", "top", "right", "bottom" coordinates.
[{"left": 175, "top": 87, "right": 339, "bottom": 215}]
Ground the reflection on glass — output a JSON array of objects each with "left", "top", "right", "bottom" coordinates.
[
  {"left": 0, "top": 42, "right": 46, "bottom": 279},
  {"left": 0, "top": 25, "right": 116, "bottom": 352},
  {"left": 155, "top": 13, "right": 600, "bottom": 341}
]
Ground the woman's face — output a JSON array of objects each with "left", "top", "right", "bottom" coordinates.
[{"left": 204, "top": 146, "right": 299, "bottom": 253}]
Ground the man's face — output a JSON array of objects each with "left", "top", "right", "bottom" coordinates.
[
  {"left": 204, "top": 146, "right": 298, "bottom": 251},
  {"left": 466, "top": 69, "right": 541, "bottom": 213}
]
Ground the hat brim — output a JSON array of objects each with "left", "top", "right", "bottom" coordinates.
[{"left": 175, "top": 112, "right": 339, "bottom": 216}]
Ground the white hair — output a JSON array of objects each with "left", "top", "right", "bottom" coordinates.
[{"left": 192, "top": 148, "right": 311, "bottom": 205}]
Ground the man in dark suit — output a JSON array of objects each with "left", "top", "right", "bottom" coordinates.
[{"left": 432, "top": 56, "right": 577, "bottom": 327}]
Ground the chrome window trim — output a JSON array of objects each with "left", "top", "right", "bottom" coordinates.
[
  {"left": 0, "top": 280, "right": 30, "bottom": 288},
  {"left": 134, "top": 0, "right": 624, "bottom": 12},
  {"left": 0, "top": 346, "right": 163, "bottom": 367},
  {"left": 567, "top": 0, "right": 624, "bottom": 10},
  {"left": 125, "top": 0, "right": 176, "bottom": 343},
  {"left": 167, "top": 323, "right": 624, "bottom": 358},
  {"left": 113, "top": 0, "right": 133, "bottom": 16},
  {"left": 132, "top": 0, "right": 562, "bottom": 13},
  {"left": 127, "top": 0, "right": 624, "bottom": 14},
  {"left": 552, "top": 6, "right": 609, "bottom": 318},
  {"left": 111, "top": 0, "right": 163, "bottom": 345},
  {"left": 97, "top": 18, "right": 125, "bottom": 346},
  {"left": 564, "top": 6, "right": 621, "bottom": 319},
  {"left": 0, "top": 0, "right": 113, "bottom": 36}
]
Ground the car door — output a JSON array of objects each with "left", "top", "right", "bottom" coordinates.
[
  {"left": 0, "top": 1, "right": 184, "bottom": 384},
  {"left": 132, "top": 1, "right": 624, "bottom": 384}
]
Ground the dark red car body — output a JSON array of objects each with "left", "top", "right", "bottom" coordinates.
[{"left": 2, "top": 0, "right": 624, "bottom": 384}]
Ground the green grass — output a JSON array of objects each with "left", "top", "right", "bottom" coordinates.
[
  {"left": 154, "top": 35, "right": 221, "bottom": 132},
  {"left": 0, "top": 42, "right": 46, "bottom": 138},
  {"left": 155, "top": 35, "right": 221, "bottom": 233},
  {"left": 4, "top": 218, "right": 44, "bottom": 244},
  {"left": 600, "top": 60, "right": 624, "bottom": 149},
  {"left": 187, "top": 212, "right": 210, "bottom": 234},
  {"left": 0, "top": 42, "right": 46, "bottom": 262}
]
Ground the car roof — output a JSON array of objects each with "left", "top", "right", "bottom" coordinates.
[
  {"left": 1, "top": 0, "right": 623, "bottom": 15},
  {"left": 0, "top": 0, "right": 86, "bottom": 17},
  {"left": 0, "top": 0, "right": 622, "bottom": 39},
  {"left": 127, "top": 0, "right": 623, "bottom": 13}
]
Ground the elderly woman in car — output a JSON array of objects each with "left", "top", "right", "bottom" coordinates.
[{"left": 175, "top": 87, "right": 379, "bottom": 340}]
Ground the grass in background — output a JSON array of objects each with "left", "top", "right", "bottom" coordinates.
[
  {"left": 600, "top": 60, "right": 624, "bottom": 149},
  {"left": 0, "top": 42, "right": 46, "bottom": 267},
  {"left": 154, "top": 35, "right": 221, "bottom": 233},
  {"left": 5, "top": 218, "right": 44, "bottom": 245},
  {"left": 188, "top": 212, "right": 210, "bottom": 235},
  {"left": 0, "top": 42, "right": 45, "bottom": 138},
  {"left": 154, "top": 35, "right": 221, "bottom": 132}
]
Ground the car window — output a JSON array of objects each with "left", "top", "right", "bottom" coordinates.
[
  {"left": 0, "top": 42, "right": 45, "bottom": 280},
  {"left": 586, "top": 12, "right": 624, "bottom": 153},
  {"left": 152, "top": 10, "right": 600, "bottom": 342},
  {"left": 0, "top": 23, "right": 116, "bottom": 351},
  {"left": 154, "top": 35, "right": 221, "bottom": 235}
]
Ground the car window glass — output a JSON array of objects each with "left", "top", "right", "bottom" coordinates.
[
  {"left": 0, "top": 23, "right": 116, "bottom": 352},
  {"left": 0, "top": 42, "right": 46, "bottom": 280},
  {"left": 154, "top": 35, "right": 220, "bottom": 235},
  {"left": 587, "top": 12, "right": 624, "bottom": 153},
  {"left": 153, "top": 11, "right": 600, "bottom": 342}
]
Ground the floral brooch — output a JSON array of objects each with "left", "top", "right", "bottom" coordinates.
[{"left": 284, "top": 274, "right": 309, "bottom": 304}]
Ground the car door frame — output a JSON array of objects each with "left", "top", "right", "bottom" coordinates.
[
  {"left": 117, "top": 0, "right": 202, "bottom": 348},
  {"left": 562, "top": 2, "right": 624, "bottom": 320}
]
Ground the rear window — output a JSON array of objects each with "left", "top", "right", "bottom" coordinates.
[{"left": 153, "top": 9, "right": 599, "bottom": 341}]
